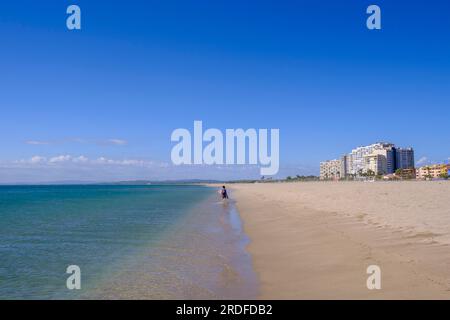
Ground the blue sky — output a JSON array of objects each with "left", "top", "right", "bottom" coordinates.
[{"left": 0, "top": 0, "right": 449, "bottom": 182}]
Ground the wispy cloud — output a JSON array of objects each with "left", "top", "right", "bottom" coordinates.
[
  {"left": 49, "top": 155, "right": 72, "bottom": 163},
  {"left": 14, "top": 155, "right": 158, "bottom": 167},
  {"left": 24, "top": 138, "right": 128, "bottom": 146},
  {"left": 72, "top": 155, "right": 89, "bottom": 163},
  {"left": 104, "top": 139, "right": 127, "bottom": 146},
  {"left": 25, "top": 140, "right": 50, "bottom": 145},
  {"left": 30, "top": 156, "right": 46, "bottom": 163}
]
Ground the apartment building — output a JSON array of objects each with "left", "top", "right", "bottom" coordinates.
[
  {"left": 364, "top": 153, "right": 387, "bottom": 175},
  {"left": 416, "top": 164, "right": 450, "bottom": 179},
  {"left": 320, "top": 159, "right": 342, "bottom": 180},
  {"left": 340, "top": 155, "right": 348, "bottom": 178},
  {"left": 324, "top": 142, "right": 414, "bottom": 178},
  {"left": 395, "top": 148, "right": 415, "bottom": 170},
  {"left": 346, "top": 142, "right": 395, "bottom": 175},
  {"left": 395, "top": 168, "right": 416, "bottom": 179}
]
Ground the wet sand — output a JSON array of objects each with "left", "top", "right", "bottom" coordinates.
[{"left": 231, "top": 181, "right": 450, "bottom": 299}]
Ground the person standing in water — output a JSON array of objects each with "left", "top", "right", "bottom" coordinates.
[{"left": 220, "top": 185, "right": 229, "bottom": 199}]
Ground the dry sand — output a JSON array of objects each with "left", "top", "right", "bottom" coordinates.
[{"left": 230, "top": 181, "right": 450, "bottom": 299}]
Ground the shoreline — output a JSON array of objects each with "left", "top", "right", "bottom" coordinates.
[{"left": 230, "top": 181, "right": 450, "bottom": 299}]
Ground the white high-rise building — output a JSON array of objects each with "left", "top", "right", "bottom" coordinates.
[
  {"left": 346, "top": 142, "right": 395, "bottom": 176},
  {"left": 322, "top": 142, "right": 414, "bottom": 179},
  {"left": 364, "top": 153, "right": 387, "bottom": 175}
]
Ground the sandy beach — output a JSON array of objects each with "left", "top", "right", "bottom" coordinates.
[{"left": 231, "top": 181, "right": 450, "bottom": 299}]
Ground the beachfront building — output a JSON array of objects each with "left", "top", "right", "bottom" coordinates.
[
  {"left": 395, "top": 168, "right": 416, "bottom": 179},
  {"left": 322, "top": 142, "right": 415, "bottom": 179},
  {"left": 395, "top": 148, "right": 415, "bottom": 170},
  {"left": 364, "top": 153, "right": 387, "bottom": 175},
  {"left": 340, "top": 155, "right": 348, "bottom": 178},
  {"left": 320, "top": 159, "right": 342, "bottom": 180},
  {"left": 346, "top": 142, "right": 395, "bottom": 176},
  {"left": 416, "top": 164, "right": 450, "bottom": 180},
  {"left": 382, "top": 146, "right": 396, "bottom": 174}
]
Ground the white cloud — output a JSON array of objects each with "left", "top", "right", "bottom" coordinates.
[
  {"left": 72, "top": 155, "right": 89, "bottom": 163},
  {"left": 120, "top": 159, "right": 145, "bottom": 166},
  {"left": 24, "top": 138, "right": 128, "bottom": 146},
  {"left": 12, "top": 155, "right": 159, "bottom": 168},
  {"left": 26, "top": 140, "right": 49, "bottom": 145},
  {"left": 94, "top": 157, "right": 115, "bottom": 164},
  {"left": 93, "top": 157, "right": 151, "bottom": 166},
  {"left": 49, "top": 155, "right": 72, "bottom": 163},
  {"left": 106, "top": 139, "right": 127, "bottom": 145},
  {"left": 30, "top": 156, "right": 47, "bottom": 163}
]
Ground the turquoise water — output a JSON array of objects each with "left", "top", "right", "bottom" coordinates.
[{"left": 0, "top": 185, "right": 258, "bottom": 299}]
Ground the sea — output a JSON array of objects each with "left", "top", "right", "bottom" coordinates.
[{"left": 0, "top": 185, "right": 258, "bottom": 299}]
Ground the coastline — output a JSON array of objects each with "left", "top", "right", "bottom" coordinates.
[{"left": 230, "top": 181, "right": 450, "bottom": 299}]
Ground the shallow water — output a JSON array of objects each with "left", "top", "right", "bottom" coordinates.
[{"left": 0, "top": 185, "right": 258, "bottom": 299}]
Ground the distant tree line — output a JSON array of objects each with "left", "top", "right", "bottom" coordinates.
[{"left": 285, "top": 175, "right": 320, "bottom": 182}]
